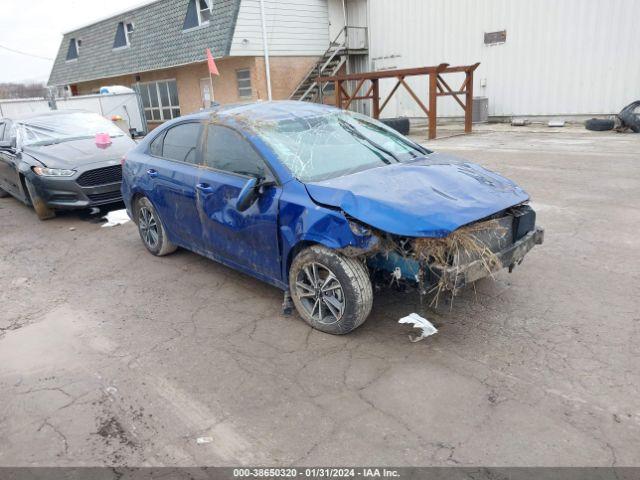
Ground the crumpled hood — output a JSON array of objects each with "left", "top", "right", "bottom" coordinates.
[
  {"left": 304, "top": 153, "right": 529, "bottom": 237},
  {"left": 22, "top": 135, "right": 135, "bottom": 169}
]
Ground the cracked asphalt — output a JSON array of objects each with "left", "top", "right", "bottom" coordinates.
[{"left": 0, "top": 127, "right": 639, "bottom": 467}]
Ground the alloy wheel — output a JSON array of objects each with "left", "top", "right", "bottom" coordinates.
[
  {"left": 295, "top": 262, "right": 345, "bottom": 325},
  {"left": 139, "top": 206, "right": 159, "bottom": 250}
]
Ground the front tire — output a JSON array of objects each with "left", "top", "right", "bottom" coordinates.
[
  {"left": 289, "top": 245, "right": 373, "bottom": 334},
  {"left": 24, "top": 179, "right": 55, "bottom": 220},
  {"left": 135, "top": 197, "right": 177, "bottom": 256}
]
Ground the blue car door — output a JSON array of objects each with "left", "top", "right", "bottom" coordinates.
[
  {"left": 196, "top": 124, "right": 282, "bottom": 282},
  {"left": 145, "top": 121, "right": 204, "bottom": 248}
]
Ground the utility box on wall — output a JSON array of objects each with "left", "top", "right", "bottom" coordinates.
[{"left": 473, "top": 97, "right": 489, "bottom": 123}]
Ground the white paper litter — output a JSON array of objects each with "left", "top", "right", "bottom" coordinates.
[
  {"left": 101, "top": 209, "right": 131, "bottom": 228},
  {"left": 398, "top": 313, "right": 438, "bottom": 342},
  {"left": 196, "top": 436, "right": 213, "bottom": 444}
]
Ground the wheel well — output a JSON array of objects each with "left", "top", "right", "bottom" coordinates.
[
  {"left": 130, "top": 193, "right": 145, "bottom": 223},
  {"left": 286, "top": 241, "right": 318, "bottom": 279},
  {"left": 18, "top": 173, "right": 31, "bottom": 205}
]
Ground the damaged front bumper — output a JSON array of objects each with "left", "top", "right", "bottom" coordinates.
[
  {"left": 367, "top": 209, "right": 545, "bottom": 294},
  {"left": 439, "top": 226, "right": 544, "bottom": 291}
]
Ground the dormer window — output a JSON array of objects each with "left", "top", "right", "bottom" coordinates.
[
  {"left": 66, "top": 38, "right": 80, "bottom": 61},
  {"left": 198, "top": 0, "right": 212, "bottom": 24},
  {"left": 183, "top": 0, "right": 212, "bottom": 31},
  {"left": 113, "top": 21, "right": 135, "bottom": 49}
]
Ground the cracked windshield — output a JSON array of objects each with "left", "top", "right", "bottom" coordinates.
[{"left": 256, "top": 111, "right": 428, "bottom": 182}]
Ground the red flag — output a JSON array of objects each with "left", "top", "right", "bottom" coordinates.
[{"left": 206, "top": 48, "right": 219, "bottom": 76}]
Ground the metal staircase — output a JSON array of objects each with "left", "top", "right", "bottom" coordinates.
[{"left": 289, "top": 26, "right": 368, "bottom": 103}]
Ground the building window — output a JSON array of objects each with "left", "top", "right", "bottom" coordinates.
[
  {"left": 236, "top": 69, "right": 252, "bottom": 98},
  {"left": 66, "top": 38, "right": 80, "bottom": 61},
  {"left": 137, "top": 80, "right": 180, "bottom": 122},
  {"left": 126, "top": 23, "right": 135, "bottom": 41},
  {"left": 198, "top": 0, "right": 212, "bottom": 24},
  {"left": 113, "top": 22, "right": 135, "bottom": 49},
  {"left": 183, "top": 0, "right": 212, "bottom": 30}
]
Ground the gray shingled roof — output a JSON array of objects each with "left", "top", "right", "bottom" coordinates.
[{"left": 48, "top": 0, "right": 241, "bottom": 86}]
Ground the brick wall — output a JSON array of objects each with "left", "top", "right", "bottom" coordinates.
[
  {"left": 253, "top": 56, "right": 319, "bottom": 101},
  {"left": 72, "top": 55, "right": 320, "bottom": 127}
]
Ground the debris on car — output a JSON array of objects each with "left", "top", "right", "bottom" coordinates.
[{"left": 365, "top": 206, "right": 541, "bottom": 305}]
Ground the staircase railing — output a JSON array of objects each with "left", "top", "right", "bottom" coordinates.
[
  {"left": 289, "top": 25, "right": 368, "bottom": 101},
  {"left": 297, "top": 47, "right": 345, "bottom": 101}
]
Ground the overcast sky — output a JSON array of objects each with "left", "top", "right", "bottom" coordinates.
[{"left": 0, "top": 0, "right": 144, "bottom": 83}]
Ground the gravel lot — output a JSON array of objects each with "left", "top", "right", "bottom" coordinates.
[{"left": 1, "top": 127, "right": 638, "bottom": 467}]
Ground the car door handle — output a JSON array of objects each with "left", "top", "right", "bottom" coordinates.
[
  {"left": 147, "top": 169, "right": 158, "bottom": 177},
  {"left": 196, "top": 183, "right": 214, "bottom": 194}
]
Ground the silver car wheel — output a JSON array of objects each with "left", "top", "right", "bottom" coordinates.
[
  {"left": 295, "top": 262, "right": 346, "bottom": 326},
  {"left": 138, "top": 206, "right": 159, "bottom": 250}
]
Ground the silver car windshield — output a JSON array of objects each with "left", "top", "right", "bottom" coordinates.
[
  {"left": 255, "top": 111, "right": 427, "bottom": 182},
  {"left": 19, "top": 112, "right": 125, "bottom": 147}
]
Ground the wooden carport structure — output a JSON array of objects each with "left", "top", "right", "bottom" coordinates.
[{"left": 317, "top": 62, "right": 480, "bottom": 140}]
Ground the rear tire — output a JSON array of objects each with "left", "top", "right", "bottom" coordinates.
[
  {"left": 135, "top": 196, "right": 177, "bottom": 256},
  {"left": 289, "top": 245, "right": 373, "bottom": 334},
  {"left": 24, "top": 179, "right": 56, "bottom": 220}
]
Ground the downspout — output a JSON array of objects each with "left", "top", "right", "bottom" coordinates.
[
  {"left": 342, "top": 0, "right": 350, "bottom": 75},
  {"left": 342, "top": 0, "right": 347, "bottom": 29},
  {"left": 259, "top": 0, "right": 273, "bottom": 101}
]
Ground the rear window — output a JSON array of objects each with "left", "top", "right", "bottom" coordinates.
[
  {"left": 159, "top": 123, "right": 201, "bottom": 163},
  {"left": 149, "top": 132, "right": 165, "bottom": 157}
]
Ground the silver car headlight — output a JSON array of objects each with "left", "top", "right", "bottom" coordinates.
[{"left": 32, "top": 166, "right": 76, "bottom": 177}]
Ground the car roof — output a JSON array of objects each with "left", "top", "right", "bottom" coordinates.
[{"left": 184, "top": 101, "right": 340, "bottom": 124}]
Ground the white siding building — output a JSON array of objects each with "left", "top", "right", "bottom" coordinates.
[
  {"left": 230, "top": 0, "right": 331, "bottom": 56},
  {"left": 330, "top": 0, "right": 640, "bottom": 119}
]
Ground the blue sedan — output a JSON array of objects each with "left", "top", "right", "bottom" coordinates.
[{"left": 121, "top": 101, "right": 543, "bottom": 334}]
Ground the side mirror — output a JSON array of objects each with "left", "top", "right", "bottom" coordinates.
[{"left": 236, "top": 177, "right": 259, "bottom": 212}]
